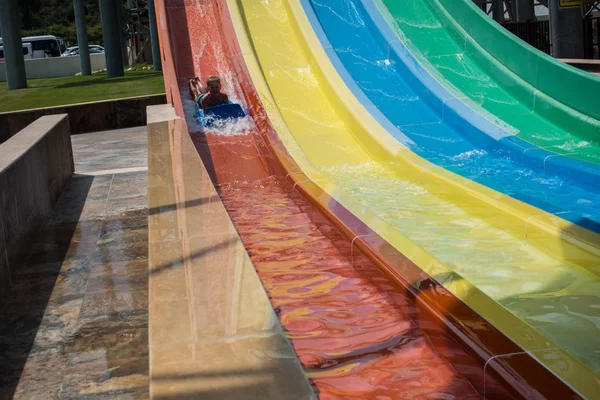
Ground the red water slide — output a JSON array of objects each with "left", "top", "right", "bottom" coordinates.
[{"left": 153, "top": 0, "right": 580, "bottom": 398}]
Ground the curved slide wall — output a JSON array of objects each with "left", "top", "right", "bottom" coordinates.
[
  {"left": 423, "top": 0, "right": 600, "bottom": 121},
  {"left": 155, "top": 2, "right": 516, "bottom": 398},
  {"left": 230, "top": 0, "right": 600, "bottom": 396},
  {"left": 154, "top": 0, "right": 598, "bottom": 397},
  {"left": 303, "top": 0, "right": 600, "bottom": 235},
  {"left": 376, "top": 0, "right": 600, "bottom": 167},
  {"left": 154, "top": 1, "right": 547, "bottom": 398}
]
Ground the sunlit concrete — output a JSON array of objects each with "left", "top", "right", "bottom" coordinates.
[
  {"left": 147, "top": 118, "right": 314, "bottom": 400},
  {"left": 0, "top": 127, "right": 149, "bottom": 398}
]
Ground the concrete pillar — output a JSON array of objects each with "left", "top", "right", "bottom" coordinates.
[
  {"left": 0, "top": 0, "right": 27, "bottom": 90},
  {"left": 515, "top": 0, "right": 536, "bottom": 21},
  {"left": 148, "top": 0, "right": 162, "bottom": 71},
  {"left": 125, "top": 0, "right": 133, "bottom": 66},
  {"left": 99, "top": 0, "right": 124, "bottom": 77},
  {"left": 74, "top": 0, "right": 92, "bottom": 75},
  {"left": 549, "top": 0, "right": 584, "bottom": 58},
  {"left": 493, "top": 0, "right": 505, "bottom": 23},
  {"left": 115, "top": 1, "right": 128, "bottom": 67}
]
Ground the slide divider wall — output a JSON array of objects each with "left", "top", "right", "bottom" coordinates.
[
  {"left": 153, "top": 0, "right": 590, "bottom": 396},
  {"left": 291, "top": 0, "right": 600, "bottom": 275},
  {"left": 366, "top": 0, "right": 600, "bottom": 187},
  {"left": 271, "top": 2, "right": 598, "bottom": 394},
  {"left": 374, "top": 0, "right": 600, "bottom": 164},
  {"left": 425, "top": 0, "right": 600, "bottom": 122}
]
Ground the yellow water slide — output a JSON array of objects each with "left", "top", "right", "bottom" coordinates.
[{"left": 226, "top": 0, "right": 600, "bottom": 395}]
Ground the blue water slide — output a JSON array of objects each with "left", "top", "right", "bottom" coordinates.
[{"left": 301, "top": 0, "right": 600, "bottom": 233}]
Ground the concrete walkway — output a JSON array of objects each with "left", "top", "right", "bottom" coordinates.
[{"left": 0, "top": 127, "right": 149, "bottom": 399}]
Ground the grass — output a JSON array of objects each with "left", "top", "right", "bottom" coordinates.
[{"left": 0, "top": 69, "right": 165, "bottom": 112}]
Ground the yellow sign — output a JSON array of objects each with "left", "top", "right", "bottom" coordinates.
[{"left": 559, "top": 0, "right": 581, "bottom": 8}]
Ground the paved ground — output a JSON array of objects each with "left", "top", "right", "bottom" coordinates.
[{"left": 0, "top": 127, "right": 149, "bottom": 399}]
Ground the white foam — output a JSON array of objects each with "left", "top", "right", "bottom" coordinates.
[
  {"left": 182, "top": 96, "right": 204, "bottom": 132},
  {"left": 205, "top": 115, "right": 257, "bottom": 136},
  {"left": 555, "top": 140, "right": 590, "bottom": 151},
  {"left": 449, "top": 149, "right": 487, "bottom": 162}
]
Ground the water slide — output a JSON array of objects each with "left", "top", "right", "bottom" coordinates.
[
  {"left": 155, "top": 0, "right": 598, "bottom": 397},
  {"left": 300, "top": 0, "right": 600, "bottom": 386},
  {"left": 156, "top": 2, "right": 512, "bottom": 398},
  {"left": 304, "top": 0, "right": 600, "bottom": 237},
  {"left": 378, "top": 0, "right": 600, "bottom": 167}
]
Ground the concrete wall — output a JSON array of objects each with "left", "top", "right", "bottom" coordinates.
[
  {"left": 0, "top": 94, "right": 167, "bottom": 144},
  {"left": 0, "top": 115, "right": 74, "bottom": 292},
  {"left": 0, "top": 54, "right": 107, "bottom": 82}
]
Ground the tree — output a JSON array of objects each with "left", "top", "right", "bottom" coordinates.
[{"left": 18, "top": 0, "right": 104, "bottom": 47}]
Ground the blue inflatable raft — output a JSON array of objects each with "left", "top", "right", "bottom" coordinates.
[{"left": 194, "top": 101, "right": 246, "bottom": 128}]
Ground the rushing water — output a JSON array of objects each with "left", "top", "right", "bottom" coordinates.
[
  {"left": 172, "top": 0, "right": 600, "bottom": 394},
  {"left": 319, "top": 159, "right": 600, "bottom": 375},
  {"left": 309, "top": 0, "right": 600, "bottom": 233},
  {"left": 217, "top": 173, "right": 488, "bottom": 399},
  {"left": 234, "top": 0, "right": 600, "bottom": 378},
  {"left": 176, "top": 1, "right": 492, "bottom": 396},
  {"left": 181, "top": 89, "right": 256, "bottom": 136}
]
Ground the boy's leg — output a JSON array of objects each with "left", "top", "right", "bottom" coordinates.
[{"left": 189, "top": 78, "right": 208, "bottom": 108}]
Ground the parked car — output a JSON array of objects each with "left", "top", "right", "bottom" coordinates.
[
  {"left": 0, "top": 35, "right": 65, "bottom": 59},
  {"left": 61, "top": 45, "right": 105, "bottom": 57},
  {"left": 0, "top": 43, "right": 34, "bottom": 61}
]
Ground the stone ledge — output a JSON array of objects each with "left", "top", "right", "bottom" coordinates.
[
  {"left": 0, "top": 94, "right": 167, "bottom": 144},
  {"left": 146, "top": 118, "right": 314, "bottom": 399},
  {"left": 0, "top": 115, "right": 74, "bottom": 293}
]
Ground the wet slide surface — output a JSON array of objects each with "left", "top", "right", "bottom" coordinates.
[
  {"left": 306, "top": 0, "right": 600, "bottom": 234},
  {"left": 162, "top": 0, "right": 502, "bottom": 398},
  {"left": 378, "top": 0, "right": 600, "bottom": 165},
  {"left": 228, "top": 0, "right": 600, "bottom": 396},
  {"left": 220, "top": 174, "right": 487, "bottom": 399}
]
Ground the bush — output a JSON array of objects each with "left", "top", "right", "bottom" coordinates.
[{"left": 18, "top": 0, "right": 104, "bottom": 47}]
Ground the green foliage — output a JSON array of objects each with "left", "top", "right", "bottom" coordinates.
[{"left": 18, "top": 0, "right": 104, "bottom": 47}]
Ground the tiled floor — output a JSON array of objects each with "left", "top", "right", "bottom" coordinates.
[
  {"left": 72, "top": 127, "right": 148, "bottom": 176},
  {"left": 0, "top": 127, "right": 149, "bottom": 399}
]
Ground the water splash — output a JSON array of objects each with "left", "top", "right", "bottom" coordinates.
[
  {"left": 555, "top": 140, "right": 591, "bottom": 152},
  {"left": 205, "top": 115, "right": 257, "bottom": 136},
  {"left": 180, "top": 88, "right": 256, "bottom": 136},
  {"left": 449, "top": 149, "right": 487, "bottom": 162},
  {"left": 182, "top": 95, "right": 204, "bottom": 132}
]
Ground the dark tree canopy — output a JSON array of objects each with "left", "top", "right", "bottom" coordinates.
[{"left": 18, "top": 0, "right": 104, "bottom": 47}]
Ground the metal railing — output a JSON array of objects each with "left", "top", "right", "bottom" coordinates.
[
  {"left": 583, "top": 17, "right": 600, "bottom": 58},
  {"left": 504, "top": 20, "right": 551, "bottom": 54},
  {"left": 583, "top": 1, "right": 600, "bottom": 59}
]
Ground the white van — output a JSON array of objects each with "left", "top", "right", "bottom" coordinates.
[
  {"left": 0, "top": 43, "right": 34, "bottom": 61},
  {"left": 0, "top": 35, "right": 66, "bottom": 59}
]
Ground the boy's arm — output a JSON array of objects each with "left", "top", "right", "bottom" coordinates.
[{"left": 224, "top": 94, "right": 229, "bottom": 104}]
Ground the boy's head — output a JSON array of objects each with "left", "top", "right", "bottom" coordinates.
[{"left": 206, "top": 76, "right": 221, "bottom": 94}]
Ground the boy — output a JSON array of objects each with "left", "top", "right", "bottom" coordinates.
[{"left": 188, "top": 75, "right": 229, "bottom": 112}]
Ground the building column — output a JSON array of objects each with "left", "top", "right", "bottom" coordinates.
[
  {"left": 148, "top": 0, "right": 162, "bottom": 71},
  {"left": 514, "top": 0, "right": 536, "bottom": 21},
  {"left": 493, "top": 0, "right": 505, "bottom": 23},
  {"left": 115, "top": 1, "right": 128, "bottom": 67},
  {"left": 74, "top": 0, "right": 92, "bottom": 75},
  {"left": 99, "top": 0, "right": 124, "bottom": 77},
  {"left": 549, "top": 0, "right": 584, "bottom": 58},
  {"left": 0, "top": 0, "right": 27, "bottom": 90}
]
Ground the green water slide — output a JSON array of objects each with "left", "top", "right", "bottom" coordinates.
[{"left": 377, "top": 0, "right": 600, "bottom": 165}]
